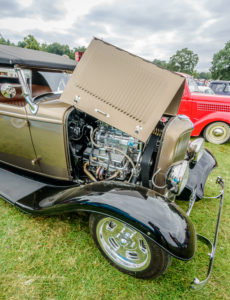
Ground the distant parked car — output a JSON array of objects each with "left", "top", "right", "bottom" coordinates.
[
  {"left": 198, "top": 86, "right": 215, "bottom": 95},
  {"left": 197, "top": 79, "right": 208, "bottom": 86},
  {"left": 210, "top": 80, "right": 230, "bottom": 96},
  {"left": 178, "top": 73, "right": 230, "bottom": 144}
]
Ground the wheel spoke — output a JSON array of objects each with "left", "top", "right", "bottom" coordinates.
[
  {"left": 108, "top": 237, "right": 120, "bottom": 251},
  {"left": 126, "top": 251, "right": 138, "bottom": 260}
]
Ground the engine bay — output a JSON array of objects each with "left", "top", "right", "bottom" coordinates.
[{"left": 67, "top": 108, "right": 169, "bottom": 185}]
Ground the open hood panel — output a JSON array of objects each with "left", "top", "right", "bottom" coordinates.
[{"left": 61, "top": 38, "right": 185, "bottom": 142}]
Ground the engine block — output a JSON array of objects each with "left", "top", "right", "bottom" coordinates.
[{"left": 83, "top": 122, "right": 142, "bottom": 180}]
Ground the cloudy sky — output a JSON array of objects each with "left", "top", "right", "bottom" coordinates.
[{"left": 0, "top": 0, "right": 229, "bottom": 71}]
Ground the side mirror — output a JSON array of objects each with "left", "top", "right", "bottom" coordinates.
[
  {"left": 165, "top": 161, "right": 189, "bottom": 195},
  {"left": 1, "top": 83, "right": 17, "bottom": 99},
  {"left": 14, "top": 67, "right": 38, "bottom": 114}
]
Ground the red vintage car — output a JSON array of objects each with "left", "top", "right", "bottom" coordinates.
[{"left": 178, "top": 72, "right": 230, "bottom": 144}]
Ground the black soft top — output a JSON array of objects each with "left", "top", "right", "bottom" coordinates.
[{"left": 0, "top": 44, "right": 77, "bottom": 71}]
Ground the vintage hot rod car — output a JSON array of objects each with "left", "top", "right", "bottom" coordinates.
[{"left": 0, "top": 39, "right": 224, "bottom": 289}]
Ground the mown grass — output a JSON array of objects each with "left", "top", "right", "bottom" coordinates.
[{"left": 0, "top": 142, "right": 229, "bottom": 300}]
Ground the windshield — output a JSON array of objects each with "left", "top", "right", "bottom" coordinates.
[
  {"left": 38, "top": 71, "right": 71, "bottom": 92},
  {"left": 187, "top": 78, "right": 199, "bottom": 93}
]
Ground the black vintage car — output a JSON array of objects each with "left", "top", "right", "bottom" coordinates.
[{"left": 0, "top": 39, "right": 224, "bottom": 289}]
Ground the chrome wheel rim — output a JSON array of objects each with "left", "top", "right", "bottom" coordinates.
[
  {"left": 207, "top": 123, "right": 230, "bottom": 144},
  {"left": 96, "top": 217, "right": 151, "bottom": 271}
]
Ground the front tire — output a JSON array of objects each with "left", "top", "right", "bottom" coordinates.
[
  {"left": 203, "top": 122, "right": 230, "bottom": 144},
  {"left": 89, "top": 213, "right": 171, "bottom": 279}
]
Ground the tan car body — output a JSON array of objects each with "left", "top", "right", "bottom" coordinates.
[
  {"left": 0, "top": 97, "right": 73, "bottom": 180},
  {"left": 0, "top": 39, "right": 192, "bottom": 183},
  {"left": 0, "top": 98, "right": 193, "bottom": 184}
]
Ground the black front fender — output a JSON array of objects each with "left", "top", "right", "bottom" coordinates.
[{"left": 17, "top": 181, "right": 196, "bottom": 261}]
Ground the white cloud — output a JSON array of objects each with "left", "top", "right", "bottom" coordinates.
[{"left": 0, "top": 0, "right": 229, "bottom": 71}]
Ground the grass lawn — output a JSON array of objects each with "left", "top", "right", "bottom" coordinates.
[{"left": 0, "top": 142, "right": 229, "bottom": 300}]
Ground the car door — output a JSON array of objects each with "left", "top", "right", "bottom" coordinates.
[{"left": 0, "top": 70, "right": 41, "bottom": 173}]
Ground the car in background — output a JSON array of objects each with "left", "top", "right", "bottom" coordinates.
[
  {"left": 198, "top": 86, "right": 215, "bottom": 95},
  {"left": 178, "top": 73, "right": 230, "bottom": 144},
  {"left": 210, "top": 80, "right": 230, "bottom": 96}
]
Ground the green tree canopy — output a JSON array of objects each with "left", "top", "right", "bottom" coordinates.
[
  {"left": 0, "top": 33, "right": 14, "bottom": 46},
  {"left": 19, "top": 34, "right": 40, "bottom": 50},
  {"left": 44, "top": 42, "right": 72, "bottom": 57},
  {"left": 41, "top": 44, "right": 86, "bottom": 59},
  {"left": 17, "top": 40, "right": 26, "bottom": 48},
  {"left": 168, "top": 48, "right": 199, "bottom": 75},
  {"left": 198, "top": 71, "right": 212, "bottom": 80},
  {"left": 0, "top": 34, "right": 86, "bottom": 60},
  {"left": 74, "top": 46, "right": 86, "bottom": 52},
  {"left": 210, "top": 41, "right": 230, "bottom": 80},
  {"left": 152, "top": 59, "right": 168, "bottom": 69}
]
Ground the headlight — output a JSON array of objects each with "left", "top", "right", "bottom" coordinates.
[
  {"left": 165, "top": 161, "right": 189, "bottom": 195},
  {"left": 187, "top": 138, "right": 204, "bottom": 164}
]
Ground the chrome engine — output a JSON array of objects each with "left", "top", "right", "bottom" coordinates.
[
  {"left": 83, "top": 122, "right": 143, "bottom": 181},
  {"left": 67, "top": 109, "right": 193, "bottom": 187}
]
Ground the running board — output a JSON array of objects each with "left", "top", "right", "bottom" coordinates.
[
  {"left": 0, "top": 164, "right": 74, "bottom": 204},
  {"left": 0, "top": 167, "right": 47, "bottom": 204}
]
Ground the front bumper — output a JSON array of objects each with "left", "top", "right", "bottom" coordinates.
[{"left": 190, "top": 177, "right": 224, "bottom": 290}]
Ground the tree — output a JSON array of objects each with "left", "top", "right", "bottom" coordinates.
[
  {"left": 210, "top": 41, "right": 230, "bottom": 80},
  {"left": 0, "top": 34, "right": 14, "bottom": 46},
  {"left": 40, "top": 43, "right": 48, "bottom": 51},
  {"left": 41, "top": 43, "right": 75, "bottom": 59},
  {"left": 192, "top": 70, "right": 199, "bottom": 79},
  {"left": 22, "top": 35, "right": 40, "bottom": 50},
  {"left": 152, "top": 59, "right": 168, "bottom": 69},
  {"left": 17, "top": 40, "right": 26, "bottom": 48},
  {"left": 74, "top": 46, "right": 86, "bottom": 52},
  {"left": 198, "top": 72, "right": 212, "bottom": 80},
  {"left": 0, "top": 34, "right": 86, "bottom": 60},
  {"left": 168, "top": 48, "right": 199, "bottom": 75}
]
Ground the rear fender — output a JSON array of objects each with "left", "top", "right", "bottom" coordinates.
[{"left": 16, "top": 181, "right": 196, "bottom": 261}]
